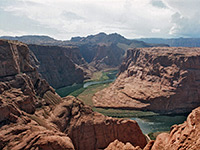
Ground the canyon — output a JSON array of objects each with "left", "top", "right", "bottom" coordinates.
[
  {"left": 0, "top": 35, "right": 200, "bottom": 150},
  {"left": 0, "top": 39, "right": 147, "bottom": 150}
]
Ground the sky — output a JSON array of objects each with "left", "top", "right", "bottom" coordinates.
[{"left": 0, "top": 0, "right": 200, "bottom": 40}]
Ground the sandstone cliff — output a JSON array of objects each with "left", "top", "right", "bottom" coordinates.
[
  {"left": 0, "top": 39, "right": 147, "bottom": 150},
  {"left": 49, "top": 96, "right": 147, "bottom": 150},
  {"left": 93, "top": 47, "right": 200, "bottom": 114},
  {"left": 0, "top": 39, "right": 73, "bottom": 149},
  {"left": 28, "top": 44, "right": 92, "bottom": 89}
]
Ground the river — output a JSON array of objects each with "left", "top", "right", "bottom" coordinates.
[
  {"left": 57, "top": 70, "right": 187, "bottom": 134},
  {"left": 83, "top": 79, "right": 115, "bottom": 88},
  {"left": 131, "top": 115, "right": 187, "bottom": 134},
  {"left": 83, "top": 80, "right": 187, "bottom": 134}
]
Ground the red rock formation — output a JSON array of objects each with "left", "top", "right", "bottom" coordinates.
[
  {"left": 28, "top": 44, "right": 93, "bottom": 89},
  {"left": 0, "top": 39, "right": 74, "bottom": 150},
  {"left": 0, "top": 39, "right": 147, "bottom": 150},
  {"left": 93, "top": 47, "right": 200, "bottom": 114},
  {"left": 0, "top": 123, "right": 75, "bottom": 150},
  {"left": 105, "top": 139, "right": 142, "bottom": 150},
  {"left": 144, "top": 106, "right": 200, "bottom": 150},
  {"left": 49, "top": 96, "right": 147, "bottom": 150}
]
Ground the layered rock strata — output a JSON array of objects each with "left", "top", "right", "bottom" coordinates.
[
  {"left": 89, "top": 43, "right": 125, "bottom": 70},
  {"left": 0, "top": 39, "right": 147, "bottom": 150},
  {"left": 28, "top": 44, "right": 92, "bottom": 89},
  {"left": 93, "top": 47, "right": 200, "bottom": 114},
  {"left": 49, "top": 96, "right": 147, "bottom": 150},
  {"left": 105, "top": 139, "right": 142, "bottom": 150}
]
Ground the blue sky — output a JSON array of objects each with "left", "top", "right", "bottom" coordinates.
[{"left": 0, "top": 0, "right": 200, "bottom": 40}]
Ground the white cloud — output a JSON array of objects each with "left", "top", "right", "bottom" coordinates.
[
  {"left": 0, "top": 0, "right": 199, "bottom": 39},
  {"left": 163, "top": 0, "right": 200, "bottom": 37},
  {"left": 151, "top": 28, "right": 161, "bottom": 33}
]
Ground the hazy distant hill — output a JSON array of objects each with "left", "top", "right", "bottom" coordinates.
[
  {"left": 69, "top": 32, "right": 168, "bottom": 48},
  {"left": 67, "top": 33, "right": 169, "bottom": 69},
  {"left": 0, "top": 35, "right": 60, "bottom": 45},
  {"left": 139, "top": 38, "right": 200, "bottom": 47}
]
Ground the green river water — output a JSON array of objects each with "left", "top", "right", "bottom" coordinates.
[{"left": 56, "top": 70, "right": 187, "bottom": 134}]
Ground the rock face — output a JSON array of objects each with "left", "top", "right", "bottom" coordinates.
[
  {"left": 0, "top": 39, "right": 74, "bottom": 150},
  {"left": 144, "top": 106, "right": 200, "bottom": 150},
  {"left": 70, "top": 33, "right": 168, "bottom": 70},
  {"left": 0, "top": 39, "right": 147, "bottom": 150},
  {"left": 89, "top": 43, "right": 125, "bottom": 70},
  {"left": 105, "top": 139, "right": 142, "bottom": 150},
  {"left": 28, "top": 44, "right": 92, "bottom": 88},
  {"left": 0, "top": 123, "right": 75, "bottom": 150},
  {"left": 93, "top": 47, "right": 200, "bottom": 114},
  {"left": 49, "top": 96, "right": 147, "bottom": 150}
]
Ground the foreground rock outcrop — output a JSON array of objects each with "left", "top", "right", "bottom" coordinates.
[
  {"left": 105, "top": 139, "right": 142, "bottom": 150},
  {"left": 49, "top": 96, "right": 147, "bottom": 150},
  {"left": 0, "top": 39, "right": 73, "bottom": 150},
  {"left": 0, "top": 39, "right": 147, "bottom": 150},
  {"left": 93, "top": 47, "right": 200, "bottom": 114}
]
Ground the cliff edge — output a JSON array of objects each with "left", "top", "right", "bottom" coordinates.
[{"left": 93, "top": 47, "right": 200, "bottom": 114}]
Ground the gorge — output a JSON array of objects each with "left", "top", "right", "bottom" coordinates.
[{"left": 0, "top": 33, "right": 200, "bottom": 150}]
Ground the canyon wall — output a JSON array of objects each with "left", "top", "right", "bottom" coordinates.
[
  {"left": 28, "top": 44, "right": 92, "bottom": 89},
  {"left": 93, "top": 47, "right": 200, "bottom": 114},
  {"left": 89, "top": 43, "right": 125, "bottom": 70}
]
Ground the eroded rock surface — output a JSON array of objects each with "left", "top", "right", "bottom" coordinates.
[
  {"left": 0, "top": 39, "right": 147, "bottom": 150},
  {"left": 93, "top": 47, "right": 200, "bottom": 114},
  {"left": 105, "top": 139, "right": 142, "bottom": 150},
  {"left": 48, "top": 96, "right": 147, "bottom": 150},
  {"left": 28, "top": 44, "right": 93, "bottom": 88},
  {"left": 0, "top": 39, "right": 74, "bottom": 150}
]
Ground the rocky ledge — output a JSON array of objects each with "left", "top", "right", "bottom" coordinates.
[
  {"left": 0, "top": 39, "right": 147, "bottom": 150},
  {"left": 93, "top": 47, "right": 200, "bottom": 114}
]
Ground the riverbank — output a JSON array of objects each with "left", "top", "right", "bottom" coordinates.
[
  {"left": 56, "top": 69, "right": 118, "bottom": 97},
  {"left": 56, "top": 68, "right": 187, "bottom": 140}
]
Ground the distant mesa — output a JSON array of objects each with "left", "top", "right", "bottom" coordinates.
[{"left": 139, "top": 37, "right": 200, "bottom": 47}]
